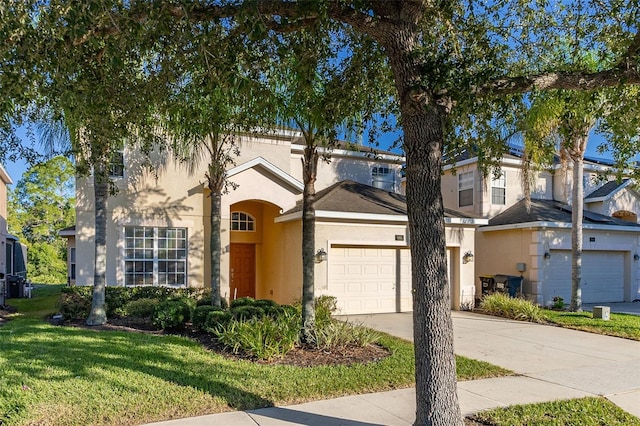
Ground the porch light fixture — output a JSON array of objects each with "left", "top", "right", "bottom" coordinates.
[
  {"left": 315, "top": 248, "right": 328, "bottom": 263},
  {"left": 462, "top": 251, "right": 474, "bottom": 264},
  {"left": 634, "top": 253, "right": 640, "bottom": 261},
  {"left": 544, "top": 251, "right": 551, "bottom": 259}
]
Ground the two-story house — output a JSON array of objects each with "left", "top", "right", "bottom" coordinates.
[
  {"left": 63, "top": 129, "right": 487, "bottom": 314},
  {"left": 441, "top": 148, "right": 640, "bottom": 306}
]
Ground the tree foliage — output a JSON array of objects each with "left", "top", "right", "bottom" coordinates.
[
  {"left": 2, "top": 1, "right": 640, "bottom": 425},
  {"left": 8, "top": 156, "right": 75, "bottom": 283}
]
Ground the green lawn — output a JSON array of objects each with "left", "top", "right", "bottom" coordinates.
[
  {"left": 469, "top": 397, "right": 640, "bottom": 425},
  {"left": 0, "top": 285, "right": 510, "bottom": 426},
  {"left": 544, "top": 309, "right": 640, "bottom": 341}
]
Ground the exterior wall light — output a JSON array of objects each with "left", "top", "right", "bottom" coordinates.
[
  {"left": 634, "top": 253, "right": 640, "bottom": 261},
  {"left": 314, "top": 248, "right": 328, "bottom": 263},
  {"left": 462, "top": 251, "right": 474, "bottom": 264},
  {"left": 544, "top": 252, "right": 551, "bottom": 259}
]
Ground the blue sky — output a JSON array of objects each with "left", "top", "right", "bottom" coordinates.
[{"left": 2, "top": 127, "right": 621, "bottom": 188}]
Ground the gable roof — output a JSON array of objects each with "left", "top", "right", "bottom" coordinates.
[
  {"left": 225, "top": 157, "right": 303, "bottom": 193},
  {"left": 585, "top": 179, "right": 633, "bottom": 202},
  {"left": 485, "top": 198, "right": 640, "bottom": 229},
  {"left": 278, "top": 180, "right": 486, "bottom": 225}
]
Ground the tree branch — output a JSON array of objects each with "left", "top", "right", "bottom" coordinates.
[{"left": 469, "top": 68, "right": 640, "bottom": 97}]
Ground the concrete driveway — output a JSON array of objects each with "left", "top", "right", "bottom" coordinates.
[{"left": 343, "top": 311, "right": 640, "bottom": 418}]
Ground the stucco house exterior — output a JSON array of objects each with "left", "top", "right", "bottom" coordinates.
[
  {"left": 441, "top": 149, "right": 640, "bottom": 306},
  {"left": 63, "top": 130, "right": 486, "bottom": 314}
]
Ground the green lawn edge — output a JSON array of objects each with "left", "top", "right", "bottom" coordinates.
[
  {"left": 1, "top": 286, "right": 510, "bottom": 425},
  {"left": 543, "top": 310, "right": 640, "bottom": 341},
  {"left": 469, "top": 397, "right": 640, "bottom": 425}
]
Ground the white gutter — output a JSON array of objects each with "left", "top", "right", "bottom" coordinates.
[
  {"left": 275, "top": 210, "right": 488, "bottom": 225},
  {"left": 480, "top": 221, "right": 640, "bottom": 233},
  {"left": 0, "top": 163, "right": 13, "bottom": 185},
  {"left": 290, "top": 144, "right": 405, "bottom": 163},
  {"left": 442, "top": 156, "right": 523, "bottom": 171}
]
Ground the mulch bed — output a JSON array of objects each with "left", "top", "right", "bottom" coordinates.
[{"left": 58, "top": 316, "right": 391, "bottom": 367}]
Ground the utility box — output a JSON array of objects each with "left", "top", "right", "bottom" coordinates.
[{"left": 593, "top": 306, "right": 610, "bottom": 320}]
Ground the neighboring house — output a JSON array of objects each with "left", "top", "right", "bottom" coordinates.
[
  {"left": 441, "top": 148, "right": 640, "bottom": 306},
  {"left": 0, "top": 164, "right": 28, "bottom": 303},
  {"left": 62, "top": 130, "right": 487, "bottom": 314}
]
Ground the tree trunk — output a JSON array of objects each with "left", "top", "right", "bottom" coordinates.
[
  {"left": 384, "top": 27, "right": 462, "bottom": 426},
  {"left": 86, "top": 164, "right": 108, "bottom": 326},
  {"left": 210, "top": 179, "right": 222, "bottom": 308},
  {"left": 301, "top": 144, "right": 318, "bottom": 342},
  {"left": 569, "top": 146, "right": 585, "bottom": 312}
]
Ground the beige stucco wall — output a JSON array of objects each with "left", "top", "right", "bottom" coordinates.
[
  {"left": 290, "top": 149, "right": 403, "bottom": 193},
  {"left": 442, "top": 161, "right": 553, "bottom": 219},
  {"left": 477, "top": 226, "right": 640, "bottom": 305},
  {"left": 586, "top": 188, "right": 640, "bottom": 223}
]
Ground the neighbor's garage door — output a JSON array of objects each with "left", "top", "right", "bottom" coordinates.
[
  {"left": 328, "top": 246, "right": 413, "bottom": 315},
  {"left": 545, "top": 250, "right": 624, "bottom": 304}
]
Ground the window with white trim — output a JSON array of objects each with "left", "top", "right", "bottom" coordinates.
[
  {"left": 109, "top": 142, "right": 125, "bottom": 178},
  {"left": 124, "top": 227, "right": 187, "bottom": 286},
  {"left": 231, "top": 212, "right": 255, "bottom": 231},
  {"left": 491, "top": 172, "right": 506, "bottom": 205},
  {"left": 372, "top": 166, "right": 395, "bottom": 191},
  {"left": 458, "top": 171, "right": 474, "bottom": 207}
]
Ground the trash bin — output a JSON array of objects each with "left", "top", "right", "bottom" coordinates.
[
  {"left": 479, "top": 275, "right": 496, "bottom": 296},
  {"left": 492, "top": 274, "right": 523, "bottom": 297},
  {"left": 7, "top": 275, "right": 25, "bottom": 299}
]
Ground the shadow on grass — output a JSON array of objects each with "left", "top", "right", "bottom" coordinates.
[{"left": 1, "top": 320, "right": 273, "bottom": 411}]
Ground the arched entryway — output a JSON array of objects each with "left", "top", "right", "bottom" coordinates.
[{"left": 229, "top": 200, "right": 288, "bottom": 302}]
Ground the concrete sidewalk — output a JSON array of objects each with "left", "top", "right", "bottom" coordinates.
[{"left": 146, "top": 311, "right": 640, "bottom": 425}]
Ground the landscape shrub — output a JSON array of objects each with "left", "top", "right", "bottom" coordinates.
[
  {"left": 214, "top": 311, "right": 300, "bottom": 360},
  {"left": 57, "top": 289, "right": 91, "bottom": 320},
  {"left": 123, "top": 298, "right": 158, "bottom": 318},
  {"left": 231, "top": 305, "right": 265, "bottom": 321},
  {"left": 315, "top": 295, "right": 338, "bottom": 328},
  {"left": 196, "top": 293, "right": 229, "bottom": 309},
  {"left": 312, "top": 320, "right": 381, "bottom": 349},
  {"left": 205, "top": 310, "right": 233, "bottom": 330},
  {"left": 151, "top": 299, "right": 192, "bottom": 329},
  {"left": 230, "top": 297, "right": 256, "bottom": 308},
  {"left": 192, "top": 305, "right": 222, "bottom": 330},
  {"left": 480, "top": 293, "right": 544, "bottom": 322}
]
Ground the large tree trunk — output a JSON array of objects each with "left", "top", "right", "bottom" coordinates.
[
  {"left": 385, "top": 27, "right": 462, "bottom": 426},
  {"left": 210, "top": 179, "right": 222, "bottom": 308},
  {"left": 86, "top": 164, "right": 109, "bottom": 326},
  {"left": 301, "top": 144, "right": 318, "bottom": 342}
]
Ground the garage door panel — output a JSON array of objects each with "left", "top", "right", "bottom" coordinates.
[
  {"left": 545, "top": 250, "right": 624, "bottom": 304},
  {"left": 329, "top": 246, "right": 412, "bottom": 314}
]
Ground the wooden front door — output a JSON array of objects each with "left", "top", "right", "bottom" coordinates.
[{"left": 230, "top": 243, "right": 256, "bottom": 299}]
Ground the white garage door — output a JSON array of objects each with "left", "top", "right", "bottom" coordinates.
[
  {"left": 327, "top": 245, "right": 453, "bottom": 315},
  {"left": 328, "top": 246, "right": 411, "bottom": 315},
  {"left": 545, "top": 250, "right": 624, "bottom": 304}
]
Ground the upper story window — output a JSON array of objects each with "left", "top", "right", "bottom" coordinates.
[
  {"left": 372, "top": 166, "right": 395, "bottom": 191},
  {"left": 458, "top": 171, "right": 474, "bottom": 207},
  {"left": 109, "top": 142, "right": 125, "bottom": 178},
  {"left": 231, "top": 212, "right": 255, "bottom": 231},
  {"left": 491, "top": 173, "right": 506, "bottom": 205}
]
